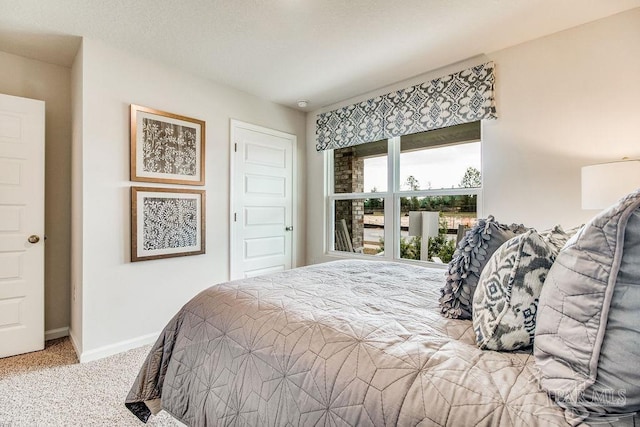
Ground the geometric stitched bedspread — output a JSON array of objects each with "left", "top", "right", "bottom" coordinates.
[{"left": 126, "top": 260, "right": 571, "bottom": 426}]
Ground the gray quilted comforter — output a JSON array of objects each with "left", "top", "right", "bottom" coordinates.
[{"left": 126, "top": 260, "right": 569, "bottom": 426}]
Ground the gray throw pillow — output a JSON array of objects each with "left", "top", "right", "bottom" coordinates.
[
  {"left": 534, "top": 189, "right": 640, "bottom": 422},
  {"left": 439, "top": 216, "right": 526, "bottom": 319},
  {"left": 539, "top": 225, "right": 571, "bottom": 254},
  {"left": 473, "top": 229, "right": 556, "bottom": 351}
]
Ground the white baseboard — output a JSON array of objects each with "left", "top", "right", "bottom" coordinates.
[
  {"left": 78, "top": 331, "right": 160, "bottom": 363},
  {"left": 45, "top": 326, "right": 69, "bottom": 341}
]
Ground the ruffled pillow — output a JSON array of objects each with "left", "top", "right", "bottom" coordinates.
[{"left": 439, "top": 215, "right": 527, "bottom": 319}]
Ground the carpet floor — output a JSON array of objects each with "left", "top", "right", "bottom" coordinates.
[{"left": 0, "top": 338, "right": 180, "bottom": 426}]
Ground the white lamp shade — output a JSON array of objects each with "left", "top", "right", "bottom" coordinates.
[{"left": 581, "top": 160, "right": 640, "bottom": 210}]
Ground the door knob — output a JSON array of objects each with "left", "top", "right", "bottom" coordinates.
[
  {"left": 28, "top": 235, "right": 40, "bottom": 244},
  {"left": 285, "top": 226, "right": 293, "bottom": 231}
]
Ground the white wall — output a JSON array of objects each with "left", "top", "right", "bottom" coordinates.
[
  {"left": 0, "top": 50, "right": 72, "bottom": 337},
  {"left": 306, "top": 8, "right": 640, "bottom": 265},
  {"left": 73, "top": 38, "right": 306, "bottom": 361},
  {"left": 483, "top": 8, "right": 640, "bottom": 227}
]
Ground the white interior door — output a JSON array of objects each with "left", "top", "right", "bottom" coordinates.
[
  {"left": 0, "top": 94, "right": 45, "bottom": 358},
  {"left": 231, "top": 121, "right": 295, "bottom": 280}
]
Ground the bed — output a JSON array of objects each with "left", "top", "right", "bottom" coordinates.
[{"left": 125, "top": 259, "right": 570, "bottom": 426}]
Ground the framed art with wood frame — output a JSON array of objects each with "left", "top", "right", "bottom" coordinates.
[
  {"left": 130, "top": 104, "right": 205, "bottom": 185},
  {"left": 131, "top": 187, "right": 206, "bottom": 262}
]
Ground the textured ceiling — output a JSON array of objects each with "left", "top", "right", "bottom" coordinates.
[{"left": 0, "top": 1, "right": 638, "bottom": 110}]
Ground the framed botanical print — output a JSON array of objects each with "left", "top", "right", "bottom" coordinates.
[
  {"left": 130, "top": 104, "right": 205, "bottom": 185},
  {"left": 131, "top": 187, "right": 206, "bottom": 262}
]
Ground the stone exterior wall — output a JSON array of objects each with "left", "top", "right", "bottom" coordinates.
[{"left": 334, "top": 148, "right": 364, "bottom": 250}]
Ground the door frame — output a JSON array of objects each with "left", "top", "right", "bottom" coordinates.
[{"left": 229, "top": 119, "right": 298, "bottom": 280}]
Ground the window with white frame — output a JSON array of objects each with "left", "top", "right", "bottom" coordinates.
[{"left": 328, "top": 122, "right": 482, "bottom": 264}]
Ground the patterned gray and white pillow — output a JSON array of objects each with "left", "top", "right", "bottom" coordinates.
[
  {"left": 538, "top": 225, "right": 569, "bottom": 255},
  {"left": 439, "top": 216, "right": 527, "bottom": 320},
  {"left": 472, "top": 229, "right": 557, "bottom": 351},
  {"left": 538, "top": 224, "right": 582, "bottom": 255}
]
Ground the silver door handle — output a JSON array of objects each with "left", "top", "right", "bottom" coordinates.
[
  {"left": 285, "top": 226, "right": 293, "bottom": 231},
  {"left": 28, "top": 235, "right": 40, "bottom": 244}
]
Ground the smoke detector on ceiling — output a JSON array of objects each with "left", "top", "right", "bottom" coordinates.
[{"left": 297, "top": 100, "right": 308, "bottom": 108}]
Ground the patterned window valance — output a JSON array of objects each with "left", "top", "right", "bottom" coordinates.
[{"left": 316, "top": 62, "right": 496, "bottom": 151}]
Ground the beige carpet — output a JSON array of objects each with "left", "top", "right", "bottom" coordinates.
[{"left": 0, "top": 338, "right": 180, "bottom": 426}]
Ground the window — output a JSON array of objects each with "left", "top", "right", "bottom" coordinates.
[{"left": 328, "top": 122, "right": 481, "bottom": 264}]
